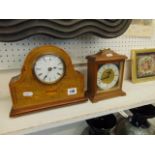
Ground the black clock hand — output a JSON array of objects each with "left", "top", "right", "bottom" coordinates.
[
  {"left": 50, "top": 66, "right": 58, "bottom": 70},
  {"left": 44, "top": 70, "right": 51, "bottom": 81},
  {"left": 106, "top": 70, "right": 112, "bottom": 74},
  {"left": 102, "top": 75, "right": 110, "bottom": 80},
  {"left": 104, "top": 70, "right": 112, "bottom": 78},
  {"left": 43, "top": 75, "right": 47, "bottom": 80},
  {"left": 52, "top": 66, "right": 63, "bottom": 71},
  {"left": 101, "top": 71, "right": 111, "bottom": 80}
]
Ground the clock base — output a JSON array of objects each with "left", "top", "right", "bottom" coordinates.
[
  {"left": 89, "top": 90, "right": 126, "bottom": 103},
  {"left": 10, "top": 94, "right": 88, "bottom": 117}
]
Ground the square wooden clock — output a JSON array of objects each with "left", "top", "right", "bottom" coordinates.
[{"left": 86, "top": 49, "right": 127, "bottom": 102}]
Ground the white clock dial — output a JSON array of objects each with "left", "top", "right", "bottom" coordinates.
[
  {"left": 97, "top": 63, "right": 119, "bottom": 90},
  {"left": 34, "top": 55, "right": 65, "bottom": 84}
]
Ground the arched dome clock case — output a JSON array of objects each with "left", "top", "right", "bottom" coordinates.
[{"left": 9, "top": 45, "right": 87, "bottom": 117}]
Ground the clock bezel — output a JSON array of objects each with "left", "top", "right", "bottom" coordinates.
[{"left": 33, "top": 53, "right": 66, "bottom": 85}]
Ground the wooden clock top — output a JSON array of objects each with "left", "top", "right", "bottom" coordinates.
[{"left": 86, "top": 48, "right": 127, "bottom": 62}]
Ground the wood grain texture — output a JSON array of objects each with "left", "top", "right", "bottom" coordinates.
[
  {"left": 9, "top": 45, "right": 87, "bottom": 117},
  {"left": 86, "top": 49, "right": 127, "bottom": 102},
  {"left": 0, "top": 19, "right": 132, "bottom": 41}
]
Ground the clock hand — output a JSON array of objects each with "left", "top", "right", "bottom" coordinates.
[
  {"left": 48, "top": 66, "right": 57, "bottom": 70},
  {"left": 53, "top": 66, "right": 62, "bottom": 70},
  {"left": 43, "top": 75, "right": 47, "bottom": 80},
  {"left": 44, "top": 70, "right": 51, "bottom": 81},
  {"left": 106, "top": 70, "right": 112, "bottom": 74},
  {"left": 102, "top": 71, "right": 113, "bottom": 80},
  {"left": 102, "top": 75, "right": 110, "bottom": 80},
  {"left": 101, "top": 71, "right": 111, "bottom": 80}
]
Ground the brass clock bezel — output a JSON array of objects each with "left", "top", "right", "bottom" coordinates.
[{"left": 33, "top": 53, "right": 66, "bottom": 85}]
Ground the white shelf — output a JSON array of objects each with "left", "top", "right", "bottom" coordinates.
[{"left": 0, "top": 70, "right": 155, "bottom": 134}]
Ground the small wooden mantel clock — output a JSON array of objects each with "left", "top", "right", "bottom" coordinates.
[
  {"left": 9, "top": 45, "right": 87, "bottom": 117},
  {"left": 86, "top": 49, "right": 127, "bottom": 102}
]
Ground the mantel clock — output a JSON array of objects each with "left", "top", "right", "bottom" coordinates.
[
  {"left": 86, "top": 49, "right": 127, "bottom": 102},
  {"left": 9, "top": 45, "right": 87, "bottom": 117}
]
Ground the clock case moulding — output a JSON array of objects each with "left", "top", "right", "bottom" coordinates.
[
  {"left": 86, "top": 49, "right": 127, "bottom": 102},
  {"left": 9, "top": 45, "right": 87, "bottom": 117}
]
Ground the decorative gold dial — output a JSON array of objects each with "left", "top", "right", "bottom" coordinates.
[{"left": 97, "top": 63, "right": 119, "bottom": 90}]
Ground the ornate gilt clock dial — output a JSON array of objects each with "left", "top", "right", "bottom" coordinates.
[
  {"left": 34, "top": 55, "right": 65, "bottom": 84},
  {"left": 97, "top": 63, "right": 119, "bottom": 90}
]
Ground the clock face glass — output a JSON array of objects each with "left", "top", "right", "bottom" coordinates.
[
  {"left": 34, "top": 54, "right": 65, "bottom": 84},
  {"left": 97, "top": 63, "right": 119, "bottom": 90}
]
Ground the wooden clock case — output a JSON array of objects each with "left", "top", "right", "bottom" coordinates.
[
  {"left": 86, "top": 49, "right": 127, "bottom": 102},
  {"left": 9, "top": 45, "right": 87, "bottom": 117}
]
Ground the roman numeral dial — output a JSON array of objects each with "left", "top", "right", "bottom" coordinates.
[
  {"left": 97, "top": 63, "right": 119, "bottom": 90},
  {"left": 34, "top": 54, "right": 65, "bottom": 84}
]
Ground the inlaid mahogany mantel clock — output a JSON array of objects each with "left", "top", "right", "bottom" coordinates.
[
  {"left": 9, "top": 45, "right": 87, "bottom": 117},
  {"left": 86, "top": 49, "right": 127, "bottom": 102}
]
